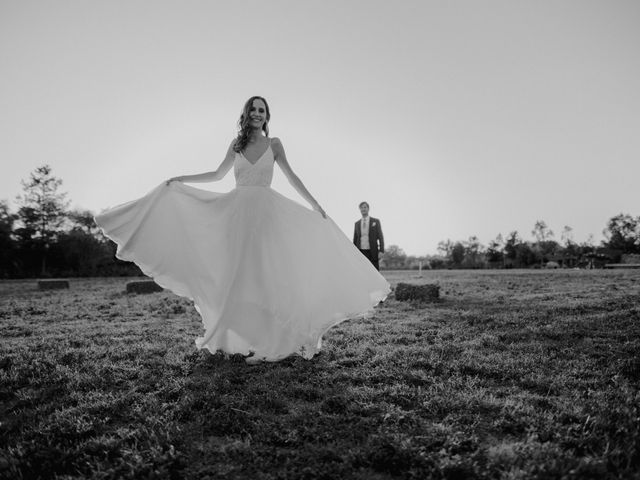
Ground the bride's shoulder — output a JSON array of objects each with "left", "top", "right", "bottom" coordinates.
[
  {"left": 224, "top": 138, "right": 239, "bottom": 159},
  {"left": 226, "top": 137, "right": 238, "bottom": 151},
  {"left": 270, "top": 137, "right": 284, "bottom": 153}
]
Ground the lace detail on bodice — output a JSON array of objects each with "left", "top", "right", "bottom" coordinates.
[{"left": 234, "top": 145, "right": 274, "bottom": 187}]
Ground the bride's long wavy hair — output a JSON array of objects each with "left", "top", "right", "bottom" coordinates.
[{"left": 234, "top": 96, "right": 270, "bottom": 153}]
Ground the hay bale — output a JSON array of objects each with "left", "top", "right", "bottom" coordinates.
[
  {"left": 38, "top": 279, "right": 69, "bottom": 290},
  {"left": 395, "top": 282, "right": 440, "bottom": 302},
  {"left": 126, "top": 280, "right": 163, "bottom": 294}
]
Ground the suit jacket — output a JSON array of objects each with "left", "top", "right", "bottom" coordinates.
[{"left": 353, "top": 217, "right": 384, "bottom": 255}]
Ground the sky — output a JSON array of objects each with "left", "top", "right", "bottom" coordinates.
[{"left": 1, "top": 0, "right": 639, "bottom": 255}]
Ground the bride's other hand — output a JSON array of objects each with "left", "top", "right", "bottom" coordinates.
[{"left": 166, "top": 176, "right": 183, "bottom": 186}]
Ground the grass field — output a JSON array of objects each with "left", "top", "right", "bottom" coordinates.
[{"left": 1, "top": 270, "right": 639, "bottom": 479}]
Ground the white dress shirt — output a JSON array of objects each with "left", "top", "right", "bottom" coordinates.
[{"left": 360, "top": 216, "right": 371, "bottom": 250}]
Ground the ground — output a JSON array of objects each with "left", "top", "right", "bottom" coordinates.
[{"left": 1, "top": 270, "right": 639, "bottom": 479}]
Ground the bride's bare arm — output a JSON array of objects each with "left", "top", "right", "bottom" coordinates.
[
  {"left": 272, "top": 137, "right": 326, "bottom": 218},
  {"left": 166, "top": 140, "right": 236, "bottom": 184}
]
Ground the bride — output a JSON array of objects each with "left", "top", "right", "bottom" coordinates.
[{"left": 96, "top": 96, "right": 390, "bottom": 362}]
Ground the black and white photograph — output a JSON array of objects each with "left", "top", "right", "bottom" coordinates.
[{"left": 1, "top": 1, "right": 639, "bottom": 478}]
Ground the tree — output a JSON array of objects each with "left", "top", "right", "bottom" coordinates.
[
  {"left": 501, "top": 231, "right": 537, "bottom": 268},
  {"left": 515, "top": 241, "right": 537, "bottom": 267},
  {"left": 437, "top": 239, "right": 453, "bottom": 258},
  {"left": 450, "top": 242, "right": 465, "bottom": 267},
  {"left": 603, "top": 213, "right": 640, "bottom": 254},
  {"left": 584, "top": 234, "right": 595, "bottom": 247},
  {"left": 381, "top": 245, "right": 407, "bottom": 269},
  {"left": 561, "top": 225, "right": 574, "bottom": 247},
  {"left": 67, "top": 209, "right": 100, "bottom": 236},
  {"left": 531, "top": 220, "right": 556, "bottom": 266},
  {"left": 15, "top": 165, "right": 69, "bottom": 275},
  {"left": 532, "top": 220, "right": 554, "bottom": 243},
  {"left": 503, "top": 231, "right": 520, "bottom": 265},
  {"left": 55, "top": 229, "right": 108, "bottom": 276},
  {"left": 463, "top": 236, "right": 484, "bottom": 268},
  {"left": 0, "top": 201, "right": 17, "bottom": 277},
  {"left": 485, "top": 234, "right": 504, "bottom": 266}
]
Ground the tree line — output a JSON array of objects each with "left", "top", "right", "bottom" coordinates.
[
  {"left": 380, "top": 216, "right": 640, "bottom": 270},
  {"left": 2, "top": 165, "right": 639, "bottom": 277},
  {"left": 0, "top": 165, "right": 141, "bottom": 278}
]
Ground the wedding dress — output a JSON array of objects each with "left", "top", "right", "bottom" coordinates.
[{"left": 95, "top": 142, "right": 390, "bottom": 361}]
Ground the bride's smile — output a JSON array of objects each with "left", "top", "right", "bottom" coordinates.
[{"left": 248, "top": 99, "right": 267, "bottom": 129}]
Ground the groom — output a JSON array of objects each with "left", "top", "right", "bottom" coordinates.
[{"left": 353, "top": 201, "right": 384, "bottom": 270}]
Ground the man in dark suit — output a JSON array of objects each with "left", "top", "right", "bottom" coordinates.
[{"left": 353, "top": 201, "right": 384, "bottom": 270}]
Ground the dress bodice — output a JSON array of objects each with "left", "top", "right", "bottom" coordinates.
[{"left": 234, "top": 144, "right": 274, "bottom": 187}]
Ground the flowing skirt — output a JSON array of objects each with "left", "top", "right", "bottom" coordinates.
[{"left": 95, "top": 182, "right": 390, "bottom": 361}]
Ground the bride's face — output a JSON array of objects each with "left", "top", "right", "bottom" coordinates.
[{"left": 248, "top": 99, "right": 267, "bottom": 130}]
